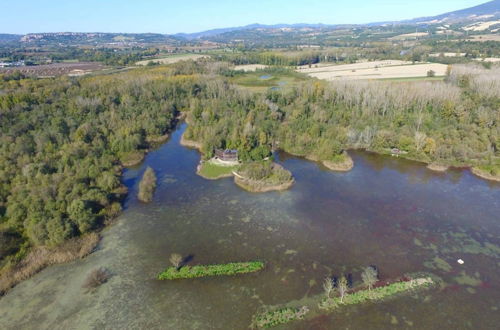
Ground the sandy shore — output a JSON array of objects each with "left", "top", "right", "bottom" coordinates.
[
  {"left": 427, "top": 163, "right": 449, "bottom": 172},
  {"left": 471, "top": 167, "right": 500, "bottom": 182},
  {"left": 180, "top": 132, "right": 203, "bottom": 151}
]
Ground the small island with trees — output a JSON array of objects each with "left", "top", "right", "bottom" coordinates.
[
  {"left": 251, "top": 266, "right": 437, "bottom": 329},
  {"left": 157, "top": 253, "right": 265, "bottom": 280},
  {"left": 234, "top": 161, "right": 294, "bottom": 192},
  {"left": 181, "top": 130, "right": 295, "bottom": 192},
  {"left": 137, "top": 167, "right": 157, "bottom": 203}
]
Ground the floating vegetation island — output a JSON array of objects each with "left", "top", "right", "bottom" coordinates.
[
  {"left": 158, "top": 261, "right": 265, "bottom": 280},
  {"left": 251, "top": 273, "right": 438, "bottom": 329}
]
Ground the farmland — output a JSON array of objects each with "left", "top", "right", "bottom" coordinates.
[
  {"left": 0, "top": 62, "right": 106, "bottom": 77},
  {"left": 298, "top": 60, "right": 448, "bottom": 81},
  {"left": 136, "top": 54, "right": 209, "bottom": 65}
]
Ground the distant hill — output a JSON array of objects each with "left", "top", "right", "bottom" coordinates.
[
  {"left": 18, "top": 32, "right": 182, "bottom": 45},
  {"left": 405, "top": 0, "right": 500, "bottom": 23},
  {"left": 176, "top": 23, "right": 332, "bottom": 40},
  {"left": 2, "top": 1, "right": 499, "bottom": 45},
  {"left": 0, "top": 34, "right": 22, "bottom": 44},
  {"left": 175, "top": 1, "right": 500, "bottom": 40}
]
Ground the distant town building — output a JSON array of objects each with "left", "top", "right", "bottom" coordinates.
[{"left": 0, "top": 61, "right": 25, "bottom": 68}]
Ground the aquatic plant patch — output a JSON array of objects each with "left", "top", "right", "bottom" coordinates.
[
  {"left": 319, "top": 277, "right": 434, "bottom": 311},
  {"left": 158, "top": 261, "right": 265, "bottom": 280},
  {"left": 251, "top": 306, "right": 309, "bottom": 329}
]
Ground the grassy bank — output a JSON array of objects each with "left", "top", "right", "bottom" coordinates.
[
  {"left": 197, "top": 161, "right": 238, "bottom": 180},
  {"left": 0, "top": 233, "right": 100, "bottom": 295},
  {"left": 158, "top": 261, "right": 264, "bottom": 280}
]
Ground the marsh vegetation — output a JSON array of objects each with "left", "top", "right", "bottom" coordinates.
[
  {"left": 158, "top": 261, "right": 265, "bottom": 280},
  {"left": 138, "top": 167, "right": 157, "bottom": 203}
]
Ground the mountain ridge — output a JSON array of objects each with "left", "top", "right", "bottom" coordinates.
[{"left": 0, "top": 1, "right": 498, "bottom": 42}]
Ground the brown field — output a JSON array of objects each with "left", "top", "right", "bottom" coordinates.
[
  {"left": 136, "top": 54, "right": 209, "bottom": 66},
  {"left": 463, "top": 20, "right": 500, "bottom": 31},
  {"left": 390, "top": 32, "right": 429, "bottom": 40},
  {"left": 473, "top": 57, "right": 500, "bottom": 63},
  {"left": 298, "top": 61, "right": 448, "bottom": 81},
  {"left": 0, "top": 62, "right": 105, "bottom": 77},
  {"left": 468, "top": 34, "right": 500, "bottom": 42},
  {"left": 429, "top": 52, "right": 466, "bottom": 58}
]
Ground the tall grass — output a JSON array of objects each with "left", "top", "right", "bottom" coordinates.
[{"left": 0, "top": 233, "right": 99, "bottom": 295}]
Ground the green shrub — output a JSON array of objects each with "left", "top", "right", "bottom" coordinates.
[
  {"left": 158, "top": 261, "right": 264, "bottom": 280},
  {"left": 252, "top": 306, "right": 309, "bottom": 328}
]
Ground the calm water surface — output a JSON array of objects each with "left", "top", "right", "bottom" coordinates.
[{"left": 0, "top": 123, "right": 499, "bottom": 329}]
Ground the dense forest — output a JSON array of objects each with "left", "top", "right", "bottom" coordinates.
[
  {"left": 1, "top": 59, "right": 498, "bottom": 285},
  {"left": 0, "top": 63, "right": 207, "bottom": 271},
  {"left": 0, "top": 46, "right": 163, "bottom": 66},
  {"left": 185, "top": 64, "right": 499, "bottom": 171}
]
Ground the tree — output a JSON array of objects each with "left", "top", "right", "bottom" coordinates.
[
  {"left": 68, "top": 199, "right": 97, "bottom": 234},
  {"left": 323, "top": 277, "right": 334, "bottom": 299},
  {"left": 170, "top": 253, "right": 183, "bottom": 270},
  {"left": 361, "top": 266, "right": 378, "bottom": 293},
  {"left": 337, "top": 275, "right": 348, "bottom": 303},
  {"left": 137, "top": 167, "right": 157, "bottom": 203},
  {"left": 427, "top": 70, "right": 436, "bottom": 77}
]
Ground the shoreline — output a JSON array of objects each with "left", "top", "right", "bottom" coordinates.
[
  {"left": 322, "top": 152, "right": 354, "bottom": 172},
  {"left": 234, "top": 176, "right": 295, "bottom": 193},
  {"left": 0, "top": 121, "right": 180, "bottom": 296},
  {"left": 291, "top": 151, "right": 355, "bottom": 172},
  {"left": 178, "top": 128, "right": 499, "bottom": 185},
  {"left": 426, "top": 163, "right": 449, "bottom": 172},
  {"left": 0, "top": 233, "right": 100, "bottom": 296},
  {"left": 471, "top": 167, "right": 500, "bottom": 183},
  {"left": 121, "top": 151, "right": 146, "bottom": 167},
  {"left": 180, "top": 131, "right": 203, "bottom": 151}
]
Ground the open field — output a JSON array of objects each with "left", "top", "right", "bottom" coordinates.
[
  {"left": 390, "top": 32, "right": 428, "bottom": 40},
  {"left": 0, "top": 62, "right": 105, "bottom": 77},
  {"left": 429, "top": 52, "right": 466, "bottom": 58},
  {"left": 463, "top": 20, "right": 500, "bottom": 31},
  {"left": 468, "top": 34, "right": 500, "bottom": 42},
  {"left": 197, "top": 161, "right": 238, "bottom": 180},
  {"left": 234, "top": 64, "right": 268, "bottom": 72},
  {"left": 379, "top": 76, "right": 445, "bottom": 82},
  {"left": 230, "top": 70, "right": 307, "bottom": 91},
  {"left": 473, "top": 57, "right": 500, "bottom": 63},
  {"left": 298, "top": 61, "right": 448, "bottom": 81},
  {"left": 297, "top": 60, "right": 413, "bottom": 72},
  {"left": 136, "top": 54, "right": 209, "bottom": 66}
]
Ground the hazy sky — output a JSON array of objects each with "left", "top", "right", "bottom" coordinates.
[{"left": 0, "top": 0, "right": 489, "bottom": 34}]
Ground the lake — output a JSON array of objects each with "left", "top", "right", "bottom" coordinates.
[{"left": 0, "top": 123, "right": 498, "bottom": 329}]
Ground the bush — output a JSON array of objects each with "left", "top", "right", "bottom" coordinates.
[
  {"left": 158, "top": 261, "right": 264, "bottom": 280},
  {"left": 138, "top": 167, "right": 157, "bottom": 202},
  {"left": 252, "top": 306, "right": 309, "bottom": 328},
  {"left": 82, "top": 267, "right": 110, "bottom": 291}
]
